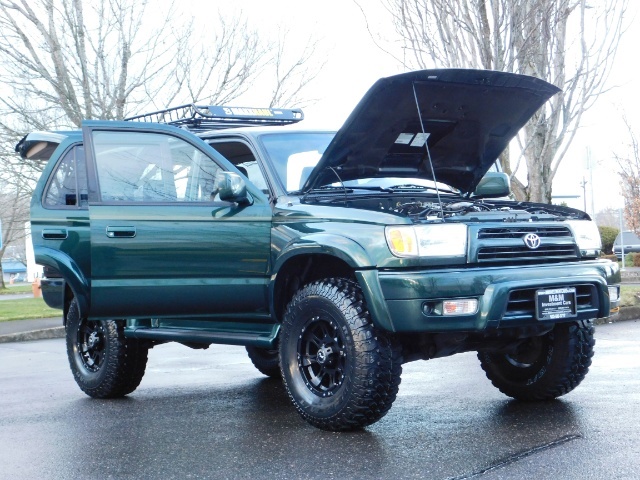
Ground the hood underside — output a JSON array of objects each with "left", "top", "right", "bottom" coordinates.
[{"left": 302, "top": 69, "right": 560, "bottom": 194}]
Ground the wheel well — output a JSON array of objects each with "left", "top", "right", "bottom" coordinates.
[{"left": 273, "top": 254, "right": 354, "bottom": 321}]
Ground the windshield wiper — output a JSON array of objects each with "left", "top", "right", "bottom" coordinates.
[
  {"left": 306, "top": 185, "right": 393, "bottom": 193},
  {"left": 387, "top": 184, "right": 457, "bottom": 194},
  {"left": 346, "top": 185, "right": 392, "bottom": 192},
  {"left": 306, "top": 185, "right": 354, "bottom": 193}
]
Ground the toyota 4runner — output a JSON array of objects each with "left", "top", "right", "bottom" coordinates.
[{"left": 22, "top": 69, "right": 621, "bottom": 431}]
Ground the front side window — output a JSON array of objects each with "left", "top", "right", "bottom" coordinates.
[
  {"left": 44, "top": 146, "right": 87, "bottom": 208},
  {"left": 208, "top": 140, "right": 269, "bottom": 193},
  {"left": 92, "top": 131, "right": 221, "bottom": 202}
]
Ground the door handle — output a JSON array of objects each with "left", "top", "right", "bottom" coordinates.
[
  {"left": 105, "top": 226, "right": 136, "bottom": 238},
  {"left": 42, "top": 229, "right": 68, "bottom": 240}
]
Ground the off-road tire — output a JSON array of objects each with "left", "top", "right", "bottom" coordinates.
[
  {"left": 279, "top": 278, "right": 402, "bottom": 431},
  {"left": 246, "top": 346, "right": 281, "bottom": 378},
  {"left": 478, "top": 320, "right": 595, "bottom": 401},
  {"left": 66, "top": 298, "right": 149, "bottom": 398}
]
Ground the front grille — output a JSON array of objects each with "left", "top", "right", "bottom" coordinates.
[
  {"left": 503, "top": 284, "right": 597, "bottom": 320},
  {"left": 478, "top": 245, "right": 577, "bottom": 261},
  {"left": 474, "top": 225, "right": 577, "bottom": 263},
  {"left": 478, "top": 226, "right": 572, "bottom": 240}
]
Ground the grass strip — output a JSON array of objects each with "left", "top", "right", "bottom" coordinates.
[
  {"left": 0, "top": 297, "right": 61, "bottom": 322},
  {"left": 620, "top": 285, "right": 640, "bottom": 307},
  {"left": 0, "top": 285, "right": 34, "bottom": 295}
]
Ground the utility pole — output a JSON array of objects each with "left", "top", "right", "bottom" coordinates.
[
  {"left": 580, "top": 177, "right": 588, "bottom": 213},
  {"left": 619, "top": 207, "right": 626, "bottom": 271},
  {"left": 588, "top": 150, "right": 595, "bottom": 217}
]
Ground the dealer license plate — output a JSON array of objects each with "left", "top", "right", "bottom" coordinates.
[{"left": 535, "top": 287, "right": 577, "bottom": 320}]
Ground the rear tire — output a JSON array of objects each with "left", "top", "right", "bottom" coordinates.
[
  {"left": 245, "top": 346, "right": 280, "bottom": 378},
  {"left": 66, "top": 298, "right": 149, "bottom": 398},
  {"left": 279, "top": 278, "right": 402, "bottom": 431},
  {"left": 478, "top": 320, "right": 595, "bottom": 401}
]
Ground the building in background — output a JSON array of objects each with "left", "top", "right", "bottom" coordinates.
[{"left": 1, "top": 258, "right": 27, "bottom": 283}]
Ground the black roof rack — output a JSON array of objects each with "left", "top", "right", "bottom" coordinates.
[{"left": 124, "top": 104, "right": 304, "bottom": 132}]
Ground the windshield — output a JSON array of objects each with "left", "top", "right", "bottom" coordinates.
[
  {"left": 259, "top": 132, "right": 334, "bottom": 192},
  {"left": 259, "top": 131, "right": 495, "bottom": 194},
  {"left": 341, "top": 177, "right": 457, "bottom": 193}
]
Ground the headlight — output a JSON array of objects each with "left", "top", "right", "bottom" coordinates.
[
  {"left": 386, "top": 224, "right": 468, "bottom": 258},
  {"left": 567, "top": 220, "right": 601, "bottom": 253}
]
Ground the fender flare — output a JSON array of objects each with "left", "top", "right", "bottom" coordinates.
[
  {"left": 269, "top": 234, "right": 395, "bottom": 331},
  {"left": 273, "top": 233, "right": 375, "bottom": 272},
  {"left": 34, "top": 246, "right": 90, "bottom": 317}
]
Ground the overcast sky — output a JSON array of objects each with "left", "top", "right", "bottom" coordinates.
[{"left": 200, "top": 0, "right": 639, "bottom": 216}]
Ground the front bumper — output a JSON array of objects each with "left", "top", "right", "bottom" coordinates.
[{"left": 357, "top": 260, "right": 620, "bottom": 333}]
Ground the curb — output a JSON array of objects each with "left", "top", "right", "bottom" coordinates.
[
  {"left": 0, "top": 307, "right": 638, "bottom": 344},
  {"left": 0, "top": 326, "right": 65, "bottom": 344},
  {"left": 594, "top": 306, "right": 640, "bottom": 325}
]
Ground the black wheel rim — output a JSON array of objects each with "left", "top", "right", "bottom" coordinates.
[
  {"left": 76, "top": 320, "right": 106, "bottom": 372},
  {"left": 297, "top": 315, "right": 347, "bottom": 397},
  {"left": 505, "top": 336, "right": 548, "bottom": 368}
]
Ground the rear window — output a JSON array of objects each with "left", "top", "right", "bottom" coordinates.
[{"left": 614, "top": 232, "right": 640, "bottom": 245}]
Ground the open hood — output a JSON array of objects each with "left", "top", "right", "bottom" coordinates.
[{"left": 302, "top": 69, "right": 560, "bottom": 194}]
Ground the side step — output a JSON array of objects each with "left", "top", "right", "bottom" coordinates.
[{"left": 126, "top": 321, "right": 279, "bottom": 349}]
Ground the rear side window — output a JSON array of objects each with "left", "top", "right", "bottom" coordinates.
[{"left": 44, "top": 146, "right": 88, "bottom": 208}]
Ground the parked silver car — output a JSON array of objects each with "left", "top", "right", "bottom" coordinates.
[{"left": 613, "top": 230, "right": 640, "bottom": 260}]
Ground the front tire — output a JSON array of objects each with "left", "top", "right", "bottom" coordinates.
[
  {"left": 66, "top": 298, "right": 149, "bottom": 398},
  {"left": 279, "top": 278, "right": 402, "bottom": 431},
  {"left": 478, "top": 320, "right": 595, "bottom": 401}
]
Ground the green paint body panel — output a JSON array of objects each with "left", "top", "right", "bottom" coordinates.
[{"left": 88, "top": 203, "right": 271, "bottom": 318}]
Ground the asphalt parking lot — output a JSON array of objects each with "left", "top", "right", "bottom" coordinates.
[{"left": 0, "top": 319, "right": 638, "bottom": 479}]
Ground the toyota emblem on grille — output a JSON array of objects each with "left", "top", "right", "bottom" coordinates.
[{"left": 523, "top": 233, "right": 541, "bottom": 249}]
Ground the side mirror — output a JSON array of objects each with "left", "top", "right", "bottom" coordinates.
[
  {"left": 217, "top": 172, "right": 252, "bottom": 205},
  {"left": 472, "top": 172, "right": 511, "bottom": 198}
]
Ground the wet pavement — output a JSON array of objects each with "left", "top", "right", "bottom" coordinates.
[{"left": 0, "top": 320, "right": 639, "bottom": 479}]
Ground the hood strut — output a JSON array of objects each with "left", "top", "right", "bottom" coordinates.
[{"left": 412, "top": 82, "right": 445, "bottom": 222}]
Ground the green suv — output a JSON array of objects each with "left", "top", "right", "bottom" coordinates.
[{"left": 23, "top": 69, "right": 620, "bottom": 431}]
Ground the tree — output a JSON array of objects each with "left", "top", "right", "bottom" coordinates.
[
  {"left": 598, "top": 226, "right": 618, "bottom": 255},
  {"left": 0, "top": 155, "right": 31, "bottom": 289},
  {"left": 0, "top": 0, "right": 325, "bottom": 277},
  {"left": 615, "top": 117, "right": 640, "bottom": 236},
  {"left": 374, "top": 0, "right": 628, "bottom": 203},
  {"left": 0, "top": 0, "right": 323, "bottom": 129},
  {"left": 595, "top": 207, "right": 623, "bottom": 229}
]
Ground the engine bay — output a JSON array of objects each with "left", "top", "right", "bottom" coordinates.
[{"left": 302, "top": 192, "right": 590, "bottom": 223}]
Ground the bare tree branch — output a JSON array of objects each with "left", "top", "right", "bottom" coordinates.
[
  {"left": 615, "top": 116, "right": 640, "bottom": 235},
  {"left": 377, "top": 0, "right": 629, "bottom": 203},
  {"left": 0, "top": 0, "right": 326, "bottom": 204}
]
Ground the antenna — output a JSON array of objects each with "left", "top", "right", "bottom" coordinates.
[
  {"left": 300, "top": 166, "right": 350, "bottom": 204},
  {"left": 412, "top": 82, "right": 445, "bottom": 222},
  {"left": 329, "top": 167, "right": 349, "bottom": 204}
]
